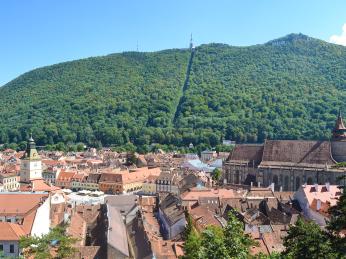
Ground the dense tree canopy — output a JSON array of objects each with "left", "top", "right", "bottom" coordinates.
[
  {"left": 183, "top": 213, "right": 254, "bottom": 259},
  {"left": 282, "top": 218, "right": 338, "bottom": 259},
  {"left": 1, "top": 34, "right": 346, "bottom": 151}
]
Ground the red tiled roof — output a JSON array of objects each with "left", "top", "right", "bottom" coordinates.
[
  {"left": 0, "top": 193, "right": 48, "bottom": 215},
  {"left": 190, "top": 205, "right": 222, "bottom": 230},
  {"left": 31, "top": 179, "right": 60, "bottom": 192},
  {"left": 0, "top": 222, "right": 26, "bottom": 240},
  {"left": 67, "top": 213, "right": 87, "bottom": 246},
  {"left": 181, "top": 188, "right": 237, "bottom": 201},
  {"left": 42, "top": 160, "right": 60, "bottom": 166},
  {"left": 56, "top": 171, "right": 76, "bottom": 181}
]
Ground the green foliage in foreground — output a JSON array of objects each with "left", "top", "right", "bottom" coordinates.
[
  {"left": 1, "top": 34, "right": 346, "bottom": 151},
  {"left": 20, "top": 226, "right": 77, "bottom": 259},
  {"left": 282, "top": 218, "right": 338, "bottom": 259},
  {"left": 183, "top": 213, "right": 254, "bottom": 259}
]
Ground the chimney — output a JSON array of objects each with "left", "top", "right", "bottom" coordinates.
[
  {"left": 250, "top": 182, "right": 253, "bottom": 187},
  {"left": 325, "top": 182, "right": 330, "bottom": 192},
  {"left": 279, "top": 186, "right": 283, "bottom": 192},
  {"left": 314, "top": 184, "right": 319, "bottom": 192},
  {"left": 257, "top": 182, "right": 261, "bottom": 187}
]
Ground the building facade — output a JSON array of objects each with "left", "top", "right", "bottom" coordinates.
[
  {"left": 223, "top": 113, "right": 346, "bottom": 191},
  {"left": 1, "top": 174, "right": 20, "bottom": 191}
]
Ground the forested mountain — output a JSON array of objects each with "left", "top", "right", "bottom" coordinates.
[{"left": 1, "top": 33, "right": 346, "bottom": 152}]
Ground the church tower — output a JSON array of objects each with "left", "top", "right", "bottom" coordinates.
[
  {"left": 20, "top": 135, "right": 42, "bottom": 183},
  {"left": 331, "top": 110, "right": 346, "bottom": 162}
]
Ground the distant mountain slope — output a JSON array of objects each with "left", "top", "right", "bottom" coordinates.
[
  {"left": 0, "top": 34, "right": 346, "bottom": 150},
  {"left": 175, "top": 34, "right": 346, "bottom": 143},
  {"left": 0, "top": 50, "right": 190, "bottom": 148}
]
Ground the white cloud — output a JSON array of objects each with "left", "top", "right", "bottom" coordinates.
[{"left": 330, "top": 23, "right": 346, "bottom": 46}]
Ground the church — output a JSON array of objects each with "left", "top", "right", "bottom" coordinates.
[{"left": 223, "top": 112, "right": 346, "bottom": 191}]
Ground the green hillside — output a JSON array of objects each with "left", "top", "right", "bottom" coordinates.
[
  {"left": 1, "top": 34, "right": 346, "bottom": 151},
  {"left": 175, "top": 34, "right": 346, "bottom": 143}
]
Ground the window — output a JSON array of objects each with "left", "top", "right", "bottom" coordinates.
[
  {"left": 0, "top": 244, "right": 3, "bottom": 251},
  {"left": 10, "top": 244, "right": 14, "bottom": 253}
]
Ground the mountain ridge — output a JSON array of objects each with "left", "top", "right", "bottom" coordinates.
[
  {"left": 0, "top": 34, "right": 345, "bottom": 151},
  {"left": 4, "top": 33, "right": 341, "bottom": 89}
]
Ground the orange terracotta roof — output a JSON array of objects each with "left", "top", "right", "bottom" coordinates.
[
  {"left": 50, "top": 203, "right": 66, "bottom": 227},
  {"left": 181, "top": 188, "right": 237, "bottom": 201},
  {"left": 71, "top": 173, "right": 85, "bottom": 180},
  {"left": 0, "top": 193, "right": 48, "bottom": 215},
  {"left": 22, "top": 208, "right": 37, "bottom": 235},
  {"left": 140, "top": 196, "right": 156, "bottom": 207},
  {"left": 31, "top": 179, "right": 60, "bottom": 192},
  {"left": 70, "top": 246, "right": 100, "bottom": 259},
  {"left": 67, "top": 213, "right": 87, "bottom": 246},
  {"left": 0, "top": 222, "right": 26, "bottom": 240},
  {"left": 250, "top": 233, "right": 270, "bottom": 256},
  {"left": 57, "top": 171, "right": 76, "bottom": 181},
  {"left": 310, "top": 198, "right": 332, "bottom": 218},
  {"left": 190, "top": 205, "right": 222, "bottom": 230},
  {"left": 42, "top": 160, "right": 60, "bottom": 166},
  {"left": 122, "top": 167, "right": 161, "bottom": 184}
]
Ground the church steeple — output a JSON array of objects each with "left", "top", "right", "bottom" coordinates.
[
  {"left": 332, "top": 110, "right": 346, "bottom": 140},
  {"left": 23, "top": 134, "right": 40, "bottom": 160}
]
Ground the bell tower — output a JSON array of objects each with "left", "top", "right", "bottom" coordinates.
[
  {"left": 331, "top": 110, "right": 346, "bottom": 162},
  {"left": 20, "top": 134, "right": 42, "bottom": 183}
]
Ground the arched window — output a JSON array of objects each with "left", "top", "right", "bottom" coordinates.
[
  {"left": 284, "top": 176, "right": 289, "bottom": 191},
  {"left": 235, "top": 170, "right": 240, "bottom": 184},
  {"left": 307, "top": 177, "right": 313, "bottom": 185},
  {"left": 295, "top": 177, "right": 300, "bottom": 191}
]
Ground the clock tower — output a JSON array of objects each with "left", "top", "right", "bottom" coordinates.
[{"left": 20, "top": 135, "right": 42, "bottom": 183}]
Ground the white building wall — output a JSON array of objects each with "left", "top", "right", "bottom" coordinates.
[
  {"left": 306, "top": 208, "right": 328, "bottom": 227},
  {"left": 293, "top": 187, "right": 328, "bottom": 227},
  {"left": 31, "top": 197, "right": 50, "bottom": 236},
  {"left": 20, "top": 160, "right": 42, "bottom": 182}
]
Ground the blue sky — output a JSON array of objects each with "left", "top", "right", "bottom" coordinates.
[{"left": 1, "top": 0, "right": 346, "bottom": 86}]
